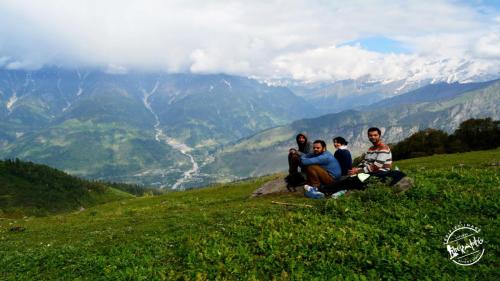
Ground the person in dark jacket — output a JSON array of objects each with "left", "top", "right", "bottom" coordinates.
[
  {"left": 286, "top": 133, "right": 312, "bottom": 190},
  {"left": 288, "top": 133, "right": 312, "bottom": 172},
  {"left": 333, "top": 136, "right": 352, "bottom": 177}
]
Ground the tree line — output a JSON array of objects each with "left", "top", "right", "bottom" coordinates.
[{"left": 391, "top": 118, "right": 499, "bottom": 161}]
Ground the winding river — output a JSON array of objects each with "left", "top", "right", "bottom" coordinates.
[{"left": 142, "top": 81, "right": 200, "bottom": 189}]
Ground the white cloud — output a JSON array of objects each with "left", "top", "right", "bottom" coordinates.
[
  {"left": 105, "top": 64, "right": 128, "bottom": 75},
  {"left": 469, "top": 12, "right": 500, "bottom": 60},
  {"left": 272, "top": 44, "right": 500, "bottom": 84},
  {"left": 474, "top": 29, "right": 500, "bottom": 59},
  {"left": 0, "top": 0, "right": 499, "bottom": 83}
]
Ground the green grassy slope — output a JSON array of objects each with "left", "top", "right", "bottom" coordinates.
[
  {"left": 0, "top": 159, "right": 133, "bottom": 217},
  {"left": 1, "top": 150, "right": 499, "bottom": 280}
]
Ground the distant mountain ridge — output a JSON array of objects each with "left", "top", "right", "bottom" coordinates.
[
  {"left": 368, "top": 78, "right": 500, "bottom": 109},
  {"left": 288, "top": 77, "right": 431, "bottom": 114},
  {"left": 0, "top": 68, "right": 316, "bottom": 147}
]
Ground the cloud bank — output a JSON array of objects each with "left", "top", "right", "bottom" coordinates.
[{"left": 0, "top": 0, "right": 499, "bottom": 83}]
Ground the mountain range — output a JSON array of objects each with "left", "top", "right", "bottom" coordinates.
[
  {"left": 0, "top": 67, "right": 498, "bottom": 188},
  {"left": 0, "top": 68, "right": 316, "bottom": 187}
]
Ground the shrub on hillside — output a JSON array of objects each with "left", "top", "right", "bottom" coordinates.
[
  {"left": 453, "top": 118, "right": 500, "bottom": 151},
  {"left": 391, "top": 129, "right": 450, "bottom": 160},
  {"left": 391, "top": 118, "right": 499, "bottom": 160}
]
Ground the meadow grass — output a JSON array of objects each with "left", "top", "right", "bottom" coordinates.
[{"left": 1, "top": 149, "right": 499, "bottom": 280}]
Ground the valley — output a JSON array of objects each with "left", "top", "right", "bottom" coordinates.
[
  {"left": 141, "top": 79, "right": 200, "bottom": 189},
  {"left": 0, "top": 68, "right": 316, "bottom": 188}
]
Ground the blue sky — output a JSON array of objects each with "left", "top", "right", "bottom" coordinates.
[
  {"left": 0, "top": 0, "right": 499, "bottom": 83},
  {"left": 476, "top": 0, "right": 500, "bottom": 10},
  {"left": 341, "top": 37, "right": 409, "bottom": 54}
]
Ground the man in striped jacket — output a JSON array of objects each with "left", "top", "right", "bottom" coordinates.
[
  {"left": 349, "top": 127, "right": 392, "bottom": 175},
  {"left": 348, "top": 127, "right": 407, "bottom": 187}
]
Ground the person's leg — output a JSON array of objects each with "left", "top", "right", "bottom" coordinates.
[
  {"left": 288, "top": 152, "right": 300, "bottom": 174},
  {"left": 304, "top": 165, "right": 334, "bottom": 188},
  {"left": 286, "top": 152, "right": 305, "bottom": 191},
  {"left": 318, "top": 180, "right": 344, "bottom": 195},
  {"left": 320, "top": 176, "right": 365, "bottom": 195},
  {"left": 371, "top": 170, "right": 407, "bottom": 186},
  {"left": 387, "top": 170, "right": 406, "bottom": 185}
]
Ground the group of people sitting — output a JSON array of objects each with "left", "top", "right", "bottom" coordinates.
[{"left": 286, "top": 127, "right": 409, "bottom": 198}]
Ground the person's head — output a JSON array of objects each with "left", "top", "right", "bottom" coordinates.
[
  {"left": 296, "top": 133, "right": 307, "bottom": 145},
  {"left": 367, "top": 127, "right": 382, "bottom": 145},
  {"left": 333, "top": 136, "right": 348, "bottom": 148},
  {"left": 312, "top": 140, "right": 327, "bottom": 154}
]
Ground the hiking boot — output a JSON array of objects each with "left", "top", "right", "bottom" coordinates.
[
  {"left": 285, "top": 173, "right": 305, "bottom": 192},
  {"left": 286, "top": 182, "right": 297, "bottom": 192},
  {"left": 303, "top": 185, "right": 325, "bottom": 199},
  {"left": 393, "top": 177, "right": 413, "bottom": 193},
  {"left": 304, "top": 187, "right": 325, "bottom": 199}
]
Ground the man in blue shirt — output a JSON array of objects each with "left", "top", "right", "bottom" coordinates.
[{"left": 300, "top": 140, "right": 342, "bottom": 189}]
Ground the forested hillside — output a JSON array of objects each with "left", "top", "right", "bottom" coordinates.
[{"left": 0, "top": 159, "right": 133, "bottom": 217}]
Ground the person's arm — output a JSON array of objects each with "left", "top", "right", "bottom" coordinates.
[
  {"left": 359, "top": 160, "right": 371, "bottom": 173},
  {"left": 348, "top": 167, "right": 362, "bottom": 175},
  {"left": 348, "top": 152, "right": 367, "bottom": 175},
  {"left": 371, "top": 150, "right": 392, "bottom": 172},
  {"left": 300, "top": 153, "right": 330, "bottom": 166}
]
